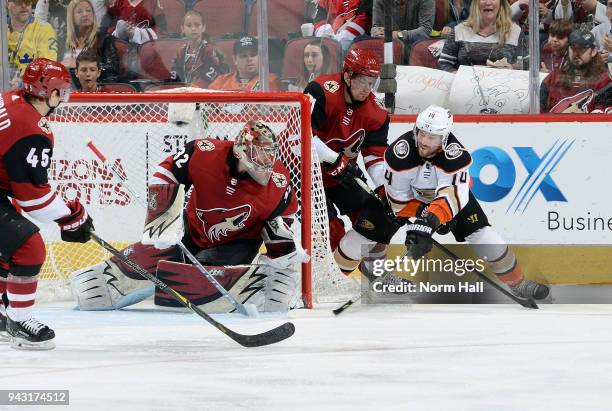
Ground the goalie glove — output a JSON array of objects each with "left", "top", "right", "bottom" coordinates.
[
  {"left": 142, "top": 184, "right": 185, "bottom": 249},
  {"left": 405, "top": 209, "right": 440, "bottom": 260}
]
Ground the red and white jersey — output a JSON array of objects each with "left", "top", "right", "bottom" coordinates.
[
  {"left": 151, "top": 139, "right": 298, "bottom": 250},
  {"left": 314, "top": 0, "right": 371, "bottom": 37},
  {"left": 0, "top": 90, "right": 70, "bottom": 222},
  {"left": 384, "top": 131, "right": 472, "bottom": 225},
  {"left": 305, "top": 72, "right": 389, "bottom": 188}
]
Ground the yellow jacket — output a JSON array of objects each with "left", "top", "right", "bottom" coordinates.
[{"left": 7, "top": 16, "right": 58, "bottom": 74}]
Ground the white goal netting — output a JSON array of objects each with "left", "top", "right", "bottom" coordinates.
[{"left": 38, "top": 92, "right": 358, "bottom": 306}]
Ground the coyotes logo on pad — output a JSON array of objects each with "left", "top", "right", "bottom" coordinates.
[{"left": 196, "top": 205, "right": 252, "bottom": 241}]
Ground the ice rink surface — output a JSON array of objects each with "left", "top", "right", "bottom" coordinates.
[{"left": 2, "top": 301, "right": 612, "bottom": 411}]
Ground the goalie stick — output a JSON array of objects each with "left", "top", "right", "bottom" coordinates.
[
  {"left": 90, "top": 233, "right": 295, "bottom": 347},
  {"left": 86, "top": 139, "right": 258, "bottom": 317},
  {"left": 334, "top": 178, "right": 538, "bottom": 314}
]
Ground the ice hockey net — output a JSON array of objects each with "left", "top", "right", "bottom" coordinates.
[{"left": 38, "top": 91, "right": 358, "bottom": 307}]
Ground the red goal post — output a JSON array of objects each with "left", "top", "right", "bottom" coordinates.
[{"left": 40, "top": 91, "right": 357, "bottom": 308}]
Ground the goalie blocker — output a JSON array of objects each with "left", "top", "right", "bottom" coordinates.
[{"left": 71, "top": 121, "right": 308, "bottom": 312}]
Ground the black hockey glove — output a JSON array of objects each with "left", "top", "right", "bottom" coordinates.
[
  {"left": 56, "top": 200, "right": 95, "bottom": 243},
  {"left": 323, "top": 153, "right": 365, "bottom": 186},
  {"left": 436, "top": 218, "right": 457, "bottom": 236},
  {"left": 405, "top": 210, "right": 440, "bottom": 260}
]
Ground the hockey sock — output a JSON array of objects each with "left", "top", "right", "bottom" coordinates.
[{"left": 6, "top": 275, "right": 38, "bottom": 322}]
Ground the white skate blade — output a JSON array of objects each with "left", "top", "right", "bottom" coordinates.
[{"left": 10, "top": 336, "right": 56, "bottom": 351}]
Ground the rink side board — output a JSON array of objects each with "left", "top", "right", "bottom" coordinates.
[{"left": 387, "top": 114, "right": 612, "bottom": 285}]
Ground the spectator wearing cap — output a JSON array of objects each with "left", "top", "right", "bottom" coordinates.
[
  {"left": 540, "top": 28, "right": 611, "bottom": 113},
  {"left": 208, "top": 36, "right": 282, "bottom": 92},
  {"left": 6, "top": 0, "right": 58, "bottom": 87}
]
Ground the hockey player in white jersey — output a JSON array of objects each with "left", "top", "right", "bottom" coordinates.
[{"left": 337, "top": 105, "right": 549, "bottom": 300}]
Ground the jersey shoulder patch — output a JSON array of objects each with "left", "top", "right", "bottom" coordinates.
[
  {"left": 431, "top": 134, "right": 472, "bottom": 173},
  {"left": 196, "top": 139, "right": 216, "bottom": 151},
  {"left": 385, "top": 132, "right": 422, "bottom": 171}
]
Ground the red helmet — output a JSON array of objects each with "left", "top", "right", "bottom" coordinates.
[
  {"left": 343, "top": 48, "right": 381, "bottom": 78},
  {"left": 22, "top": 58, "right": 71, "bottom": 99}
]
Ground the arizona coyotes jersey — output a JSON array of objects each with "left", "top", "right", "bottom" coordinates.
[
  {"left": 151, "top": 139, "right": 297, "bottom": 249},
  {"left": 0, "top": 90, "right": 69, "bottom": 222},
  {"left": 305, "top": 72, "right": 389, "bottom": 188},
  {"left": 384, "top": 131, "right": 472, "bottom": 225}
]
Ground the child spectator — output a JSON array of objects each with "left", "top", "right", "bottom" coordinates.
[
  {"left": 170, "top": 10, "right": 228, "bottom": 88},
  {"left": 541, "top": 19, "right": 573, "bottom": 72}
]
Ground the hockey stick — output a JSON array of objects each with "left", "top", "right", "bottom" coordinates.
[
  {"left": 90, "top": 232, "right": 295, "bottom": 347},
  {"left": 333, "top": 294, "right": 361, "bottom": 315},
  {"left": 431, "top": 240, "right": 538, "bottom": 309},
  {"left": 86, "top": 139, "right": 256, "bottom": 317}
]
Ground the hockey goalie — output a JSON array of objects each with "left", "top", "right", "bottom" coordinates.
[{"left": 70, "top": 119, "right": 307, "bottom": 313}]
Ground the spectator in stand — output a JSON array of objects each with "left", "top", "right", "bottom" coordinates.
[
  {"left": 6, "top": 0, "right": 58, "bottom": 87},
  {"left": 106, "top": 0, "right": 165, "bottom": 44},
  {"left": 552, "top": 0, "right": 608, "bottom": 28},
  {"left": 540, "top": 28, "right": 610, "bottom": 112},
  {"left": 591, "top": 0, "right": 612, "bottom": 63},
  {"left": 73, "top": 49, "right": 104, "bottom": 91},
  {"left": 34, "top": 0, "right": 106, "bottom": 58},
  {"left": 170, "top": 10, "right": 228, "bottom": 88},
  {"left": 288, "top": 40, "right": 333, "bottom": 91},
  {"left": 541, "top": 19, "right": 573, "bottom": 72},
  {"left": 438, "top": 0, "right": 472, "bottom": 38},
  {"left": 438, "top": 0, "right": 523, "bottom": 72},
  {"left": 208, "top": 36, "right": 282, "bottom": 92},
  {"left": 62, "top": 0, "right": 118, "bottom": 84},
  {"left": 312, "top": 0, "right": 373, "bottom": 50},
  {"left": 371, "top": 0, "right": 434, "bottom": 52},
  {"left": 583, "top": 61, "right": 611, "bottom": 112}
]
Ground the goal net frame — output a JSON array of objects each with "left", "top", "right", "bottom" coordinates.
[{"left": 44, "top": 91, "right": 329, "bottom": 307}]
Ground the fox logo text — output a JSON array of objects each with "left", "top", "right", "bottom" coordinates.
[
  {"left": 197, "top": 205, "right": 252, "bottom": 241},
  {"left": 470, "top": 139, "right": 573, "bottom": 213}
]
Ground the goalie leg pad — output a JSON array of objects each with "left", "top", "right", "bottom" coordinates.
[
  {"left": 70, "top": 242, "right": 183, "bottom": 310},
  {"left": 70, "top": 259, "right": 154, "bottom": 310}
]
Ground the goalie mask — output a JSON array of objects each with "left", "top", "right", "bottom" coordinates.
[{"left": 233, "top": 119, "right": 279, "bottom": 185}]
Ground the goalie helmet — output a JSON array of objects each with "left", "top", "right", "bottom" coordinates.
[
  {"left": 233, "top": 119, "right": 279, "bottom": 185},
  {"left": 22, "top": 58, "right": 71, "bottom": 101},
  {"left": 414, "top": 104, "right": 454, "bottom": 150}
]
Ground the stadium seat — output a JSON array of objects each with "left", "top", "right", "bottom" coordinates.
[
  {"left": 281, "top": 37, "right": 342, "bottom": 81},
  {"left": 99, "top": 83, "right": 138, "bottom": 92},
  {"left": 192, "top": 0, "right": 245, "bottom": 37},
  {"left": 137, "top": 39, "right": 187, "bottom": 81},
  {"left": 409, "top": 38, "right": 440, "bottom": 69},
  {"left": 247, "top": 0, "right": 304, "bottom": 39},
  {"left": 348, "top": 38, "right": 405, "bottom": 65},
  {"left": 159, "top": 0, "right": 186, "bottom": 36},
  {"left": 113, "top": 38, "right": 133, "bottom": 81}
]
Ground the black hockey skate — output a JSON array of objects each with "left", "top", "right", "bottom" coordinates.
[
  {"left": 0, "top": 311, "right": 8, "bottom": 342},
  {"left": 7, "top": 317, "right": 56, "bottom": 350},
  {"left": 511, "top": 280, "right": 550, "bottom": 300}
]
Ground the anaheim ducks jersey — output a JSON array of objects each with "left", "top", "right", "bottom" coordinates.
[
  {"left": 0, "top": 90, "right": 70, "bottom": 222},
  {"left": 384, "top": 131, "right": 472, "bottom": 225},
  {"left": 151, "top": 139, "right": 297, "bottom": 249},
  {"left": 305, "top": 72, "right": 389, "bottom": 188}
]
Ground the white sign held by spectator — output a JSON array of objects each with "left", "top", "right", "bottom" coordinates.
[
  {"left": 448, "top": 65, "right": 548, "bottom": 114},
  {"left": 394, "top": 66, "right": 455, "bottom": 114}
]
